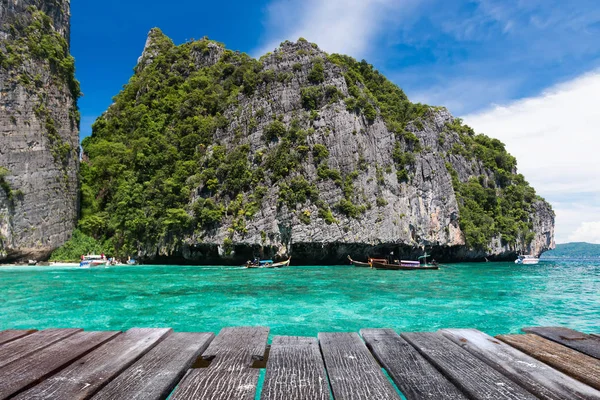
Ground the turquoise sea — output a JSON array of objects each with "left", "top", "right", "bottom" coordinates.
[{"left": 0, "top": 261, "right": 598, "bottom": 336}]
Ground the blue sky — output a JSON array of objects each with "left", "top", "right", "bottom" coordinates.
[{"left": 71, "top": 0, "right": 600, "bottom": 243}]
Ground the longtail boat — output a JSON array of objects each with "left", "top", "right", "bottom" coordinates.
[
  {"left": 347, "top": 256, "right": 388, "bottom": 268},
  {"left": 245, "top": 257, "right": 291, "bottom": 269},
  {"left": 347, "top": 255, "right": 370, "bottom": 267},
  {"left": 271, "top": 257, "right": 291, "bottom": 268},
  {"left": 371, "top": 260, "right": 439, "bottom": 270},
  {"left": 372, "top": 253, "right": 439, "bottom": 270}
]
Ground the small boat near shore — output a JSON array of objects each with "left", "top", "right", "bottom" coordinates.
[
  {"left": 348, "top": 254, "right": 439, "bottom": 270},
  {"left": 80, "top": 255, "right": 109, "bottom": 268},
  {"left": 245, "top": 257, "right": 291, "bottom": 269},
  {"left": 347, "top": 256, "right": 387, "bottom": 268},
  {"left": 515, "top": 255, "right": 539, "bottom": 265},
  {"left": 371, "top": 259, "right": 439, "bottom": 270},
  {"left": 371, "top": 253, "right": 439, "bottom": 270}
]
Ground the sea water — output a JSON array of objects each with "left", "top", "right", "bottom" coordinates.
[{"left": 0, "top": 261, "right": 598, "bottom": 336}]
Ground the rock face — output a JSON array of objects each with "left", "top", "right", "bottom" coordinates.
[
  {"left": 82, "top": 33, "right": 554, "bottom": 264},
  {"left": 0, "top": 0, "right": 79, "bottom": 262}
]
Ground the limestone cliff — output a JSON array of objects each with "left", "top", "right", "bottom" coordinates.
[
  {"left": 0, "top": 0, "right": 79, "bottom": 261},
  {"left": 80, "top": 32, "right": 554, "bottom": 264}
]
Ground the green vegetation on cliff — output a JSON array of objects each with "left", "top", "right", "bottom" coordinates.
[
  {"left": 0, "top": 6, "right": 80, "bottom": 168},
  {"left": 542, "top": 243, "right": 600, "bottom": 259},
  {"left": 445, "top": 119, "right": 538, "bottom": 250},
  {"left": 79, "top": 32, "right": 268, "bottom": 255},
  {"left": 70, "top": 33, "right": 548, "bottom": 258},
  {"left": 49, "top": 230, "right": 110, "bottom": 262}
]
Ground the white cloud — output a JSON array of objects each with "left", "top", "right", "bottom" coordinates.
[
  {"left": 256, "top": 0, "right": 415, "bottom": 58},
  {"left": 569, "top": 222, "right": 600, "bottom": 244},
  {"left": 552, "top": 200, "right": 600, "bottom": 244},
  {"left": 463, "top": 70, "right": 600, "bottom": 244},
  {"left": 407, "top": 75, "right": 521, "bottom": 115}
]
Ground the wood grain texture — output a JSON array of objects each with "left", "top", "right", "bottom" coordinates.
[
  {"left": 170, "top": 327, "right": 269, "bottom": 400},
  {"left": 14, "top": 328, "right": 171, "bottom": 400},
  {"left": 0, "top": 330, "right": 120, "bottom": 400},
  {"left": 498, "top": 334, "right": 600, "bottom": 390},
  {"left": 442, "top": 329, "right": 600, "bottom": 400},
  {"left": 361, "top": 329, "right": 467, "bottom": 400},
  {"left": 0, "top": 328, "right": 82, "bottom": 368},
  {"left": 0, "top": 329, "right": 36, "bottom": 346},
  {"left": 319, "top": 332, "right": 400, "bottom": 400},
  {"left": 523, "top": 327, "right": 600, "bottom": 360},
  {"left": 92, "top": 332, "right": 214, "bottom": 400},
  {"left": 402, "top": 332, "right": 537, "bottom": 400},
  {"left": 260, "top": 336, "right": 329, "bottom": 400}
]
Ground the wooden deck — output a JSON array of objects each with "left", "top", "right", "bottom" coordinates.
[{"left": 0, "top": 326, "right": 598, "bottom": 399}]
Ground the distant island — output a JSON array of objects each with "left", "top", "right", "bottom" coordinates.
[{"left": 541, "top": 242, "right": 600, "bottom": 259}]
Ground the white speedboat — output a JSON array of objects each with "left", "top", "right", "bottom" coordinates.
[
  {"left": 80, "top": 255, "right": 108, "bottom": 268},
  {"left": 515, "top": 255, "right": 539, "bottom": 265}
]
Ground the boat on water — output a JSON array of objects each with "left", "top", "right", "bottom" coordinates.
[
  {"left": 80, "top": 255, "right": 109, "bottom": 268},
  {"left": 347, "top": 256, "right": 387, "bottom": 268},
  {"left": 371, "top": 253, "right": 439, "bottom": 270},
  {"left": 371, "top": 260, "right": 439, "bottom": 270},
  {"left": 245, "top": 257, "right": 291, "bottom": 269},
  {"left": 515, "top": 255, "right": 539, "bottom": 265}
]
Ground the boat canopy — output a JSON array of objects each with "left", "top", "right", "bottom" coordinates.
[
  {"left": 400, "top": 260, "right": 420, "bottom": 266},
  {"left": 259, "top": 260, "right": 274, "bottom": 265}
]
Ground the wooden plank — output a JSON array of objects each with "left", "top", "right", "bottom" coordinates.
[
  {"left": 0, "top": 329, "right": 36, "bottom": 346},
  {"left": 260, "top": 336, "right": 329, "bottom": 400},
  {"left": 319, "top": 332, "right": 400, "bottom": 400},
  {"left": 0, "top": 330, "right": 119, "bottom": 400},
  {"left": 361, "top": 329, "right": 467, "bottom": 400},
  {"left": 0, "top": 328, "right": 82, "bottom": 368},
  {"left": 498, "top": 334, "right": 600, "bottom": 391},
  {"left": 14, "top": 328, "right": 171, "bottom": 400},
  {"left": 401, "top": 332, "right": 537, "bottom": 400},
  {"left": 91, "top": 332, "right": 214, "bottom": 400},
  {"left": 442, "top": 329, "right": 600, "bottom": 400},
  {"left": 523, "top": 327, "right": 600, "bottom": 360},
  {"left": 170, "top": 327, "right": 269, "bottom": 400}
]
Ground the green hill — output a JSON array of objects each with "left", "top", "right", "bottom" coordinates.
[
  {"left": 542, "top": 242, "right": 600, "bottom": 259},
  {"left": 53, "top": 32, "right": 555, "bottom": 264}
]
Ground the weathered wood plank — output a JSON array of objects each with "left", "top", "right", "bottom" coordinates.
[
  {"left": 170, "top": 327, "right": 269, "bottom": 400},
  {"left": 91, "top": 332, "right": 214, "bottom": 400},
  {"left": 442, "top": 329, "right": 600, "bottom": 400},
  {"left": 0, "top": 329, "right": 36, "bottom": 346},
  {"left": 498, "top": 334, "right": 600, "bottom": 391},
  {"left": 523, "top": 327, "right": 600, "bottom": 360},
  {"left": 402, "top": 332, "right": 537, "bottom": 400},
  {"left": 361, "top": 329, "right": 467, "bottom": 400},
  {"left": 0, "top": 328, "right": 82, "bottom": 368},
  {"left": 260, "top": 336, "right": 329, "bottom": 400},
  {"left": 319, "top": 332, "right": 400, "bottom": 400},
  {"left": 0, "top": 330, "right": 119, "bottom": 400},
  {"left": 14, "top": 328, "right": 171, "bottom": 400}
]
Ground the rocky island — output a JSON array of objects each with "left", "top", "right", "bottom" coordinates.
[
  {"left": 1, "top": 2, "right": 554, "bottom": 264},
  {"left": 77, "top": 30, "right": 554, "bottom": 264},
  {"left": 0, "top": 0, "right": 80, "bottom": 262}
]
